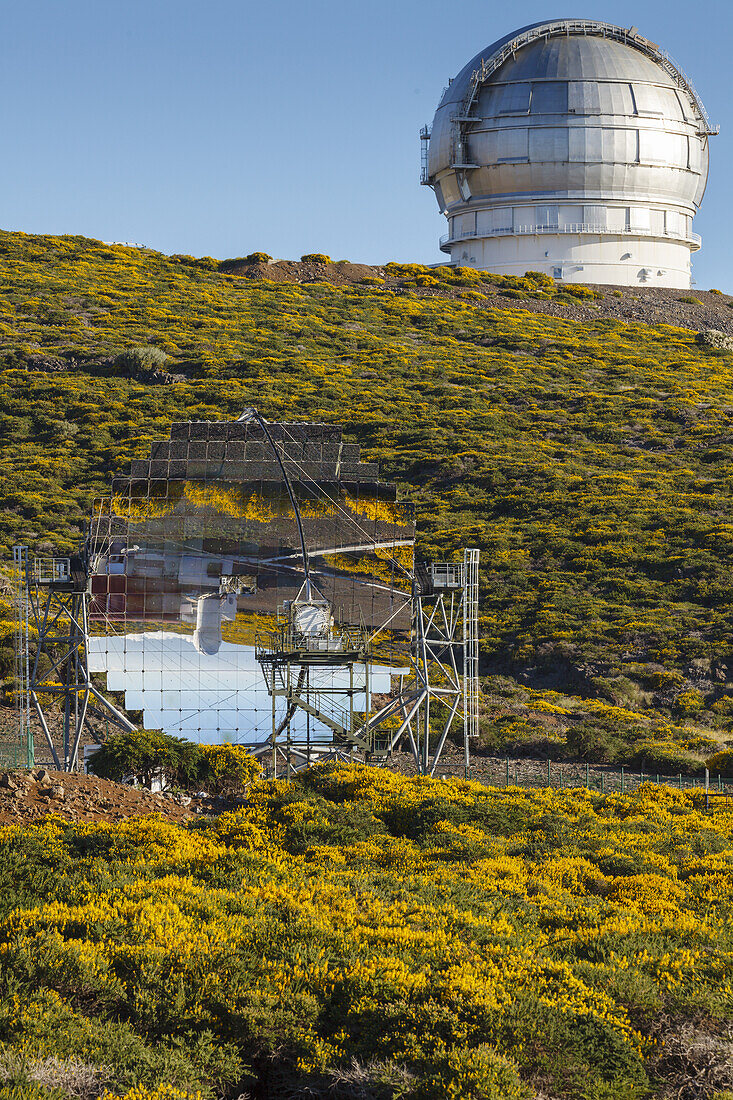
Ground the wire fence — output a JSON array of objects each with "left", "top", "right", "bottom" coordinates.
[{"left": 435, "top": 757, "right": 733, "bottom": 799}]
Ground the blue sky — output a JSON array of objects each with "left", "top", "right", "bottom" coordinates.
[{"left": 1, "top": 0, "right": 729, "bottom": 288}]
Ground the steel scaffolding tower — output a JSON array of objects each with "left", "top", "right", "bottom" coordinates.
[
  {"left": 13, "top": 546, "right": 135, "bottom": 772},
  {"left": 11, "top": 546, "right": 33, "bottom": 769},
  {"left": 367, "top": 548, "right": 480, "bottom": 778}
]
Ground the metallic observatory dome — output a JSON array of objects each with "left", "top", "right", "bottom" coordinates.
[{"left": 421, "top": 20, "right": 716, "bottom": 287}]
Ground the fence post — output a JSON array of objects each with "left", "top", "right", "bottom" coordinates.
[
  {"left": 621, "top": 766, "right": 625, "bottom": 794},
  {"left": 559, "top": 766, "right": 564, "bottom": 790},
  {"left": 547, "top": 758, "right": 551, "bottom": 786},
  {"left": 600, "top": 772, "right": 604, "bottom": 793},
  {"left": 585, "top": 762, "right": 589, "bottom": 789},
  {"left": 506, "top": 758, "right": 510, "bottom": 787},
  {"left": 705, "top": 767, "right": 709, "bottom": 811},
  {"left": 656, "top": 774, "right": 660, "bottom": 787},
  {"left": 678, "top": 773, "right": 682, "bottom": 790},
  {"left": 515, "top": 762, "right": 519, "bottom": 788}
]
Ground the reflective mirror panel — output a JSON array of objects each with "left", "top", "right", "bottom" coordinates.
[{"left": 87, "top": 419, "right": 415, "bottom": 745}]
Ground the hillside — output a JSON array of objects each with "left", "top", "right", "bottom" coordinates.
[
  {"left": 4, "top": 230, "right": 733, "bottom": 769},
  {"left": 0, "top": 765, "right": 731, "bottom": 1099}
]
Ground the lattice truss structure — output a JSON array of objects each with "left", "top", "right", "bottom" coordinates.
[{"left": 15, "top": 414, "right": 480, "bottom": 775}]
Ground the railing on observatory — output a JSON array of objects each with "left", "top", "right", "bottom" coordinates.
[
  {"left": 455, "top": 20, "right": 719, "bottom": 139},
  {"left": 439, "top": 223, "right": 702, "bottom": 252}
]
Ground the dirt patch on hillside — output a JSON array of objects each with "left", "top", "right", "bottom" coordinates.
[
  {"left": 220, "top": 259, "right": 379, "bottom": 287},
  {"left": 222, "top": 258, "right": 733, "bottom": 335},
  {"left": 0, "top": 768, "right": 203, "bottom": 825}
]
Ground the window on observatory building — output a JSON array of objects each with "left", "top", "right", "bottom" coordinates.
[
  {"left": 630, "top": 207, "right": 651, "bottom": 230},
  {"left": 492, "top": 207, "right": 512, "bottom": 231},
  {"left": 630, "top": 84, "right": 666, "bottom": 118},
  {"left": 492, "top": 82, "right": 531, "bottom": 115},
  {"left": 675, "top": 90, "right": 695, "bottom": 122},
  {"left": 528, "top": 128, "right": 569, "bottom": 162},
  {"left": 535, "top": 205, "right": 559, "bottom": 228},
  {"left": 559, "top": 205, "right": 583, "bottom": 228},
  {"left": 665, "top": 210, "right": 682, "bottom": 236},
  {"left": 583, "top": 206, "right": 607, "bottom": 230},
  {"left": 530, "top": 82, "right": 568, "bottom": 114},
  {"left": 638, "top": 130, "right": 668, "bottom": 165},
  {"left": 606, "top": 208, "right": 627, "bottom": 232},
  {"left": 568, "top": 81, "right": 634, "bottom": 117},
  {"left": 497, "top": 128, "right": 529, "bottom": 163}
]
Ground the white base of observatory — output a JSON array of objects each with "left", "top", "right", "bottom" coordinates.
[{"left": 445, "top": 227, "right": 696, "bottom": 288}]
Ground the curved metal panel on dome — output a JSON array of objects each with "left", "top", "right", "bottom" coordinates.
[{"left": 422, "top": 19, "right": 715, "bottom": 288}]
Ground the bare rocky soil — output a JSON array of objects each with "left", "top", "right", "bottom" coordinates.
[
  {"left": 0, "top": 768, "right": 205, "bottom": 825},
  {"left": 222, "top": 257, "right": 733, "bottom": 335}
]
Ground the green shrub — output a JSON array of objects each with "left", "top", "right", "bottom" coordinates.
[
  {"left": 679, "top": 296, "right": 703, "bottom": 305},
  {"left": 565, "top": 719, "right": 630, "bottom": 763},
  {"left": 415, "top": 1044, "right": 531, "bottom": 1099},
  {"left": 114, "top": 345, "right": 168, "bottom": 374},
  {"left": 562, "top": 283, "right": 597, "bottom": 299},
  {"left": 88, "top": 729, "right": 201, "bottom": 788},
  {"left": 523, "top": 270, "right": 554, "bottom": 289},
  {"left": 300, "top": 253, "right": 331, "bottom": 264},
  {"left": 170, "top": 254, "right": 217, "bottom": 270},
  {"left": 245, "top": 252, "right": 272, "bottom": 263},
  {"left": 197, "top": 744, "right": 260, "bottom": 797},
  {"left": 707, "top": 748, "right": 733, "bottom": 775},
  {"left": 674, "top": 689, "right": 705, "bottom": 716},
  {"left": 384, "top": 262, "right": 432, "bottom": 277},
  {"left": 632, "top": 738, "right": 702, "bottom": 776}
]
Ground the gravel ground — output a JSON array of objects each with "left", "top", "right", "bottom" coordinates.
[{"left": 225, "top": 258, "right": 733, "bottom": 335}]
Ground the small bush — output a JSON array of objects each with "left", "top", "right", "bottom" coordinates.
[
  {"left": 170, "top": 254, "right": 217, "bottom": 270},
  {"left": 632, "top": 739, "right": 702, "bottom": 776},
  {"left": 384, "top": 262, "right": 431, "bottom": 277},
  {"left": 114, "top": 345, "right": 168, "bottom": 374},
  {"left": 416, "top": 1043, "right": 531, "bottom": 1099},
  {"left": 710, "top": 288, "right": 723, "bottom": 295},
  {"left": 523, "top": 270, "right": 554, "bottom": 289},
  {"left": 675, "top": 689, "right": 705, "bottom": 716},
  {"left": 197, "top": 744, "right": 260, "bottom": 797},
  {"left": 707, "top": 748, "right": 733, "bottom": 775},
  {"left": 679, "top": 296, "right": 704, "bottom": 305},
  {"left": 562, "top": 283, "right": 597, "bottom": 299},
  {"left": 300, "top": 253, "right": 331, "bottom": 264},
  {"left": 245, "top": 252, "right": 272, "bottom": 264},
  {"left": 88, "top": 729, "right": 201, "bottom": 788},
  {"left": 695, "top": 329, "right": 733, "bottom": 350},
  {"left": 566, "top": 720, "right": 629, "bottom": 764}
]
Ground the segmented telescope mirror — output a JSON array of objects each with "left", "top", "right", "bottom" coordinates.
[{"left": 86, "top": 417, "right": 415, "bottom": 749}]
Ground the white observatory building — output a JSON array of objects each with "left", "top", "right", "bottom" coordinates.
[{"left": 421, "top": 20, "right": 716, "bottom": 287}]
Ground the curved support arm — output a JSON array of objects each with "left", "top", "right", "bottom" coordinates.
[{"left": 241, "top": 408, "right": 311, "bottom": 590}]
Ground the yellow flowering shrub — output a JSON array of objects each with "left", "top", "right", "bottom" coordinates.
[{"left": 0, "top": 764, "right": 731, "bottom": 1096}]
